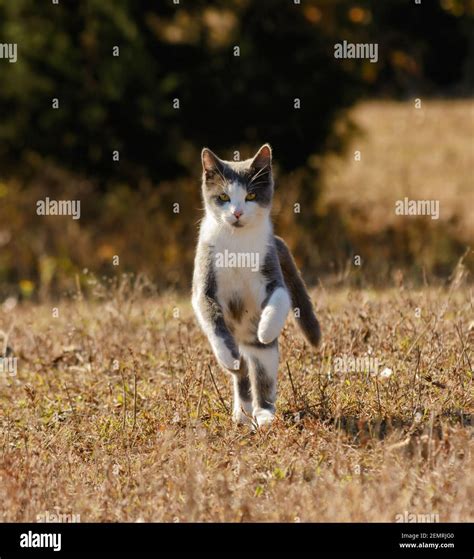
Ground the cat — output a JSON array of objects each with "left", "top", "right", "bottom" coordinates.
[{"left": 192, "top": 144, "right": 320, "bottom": 427}]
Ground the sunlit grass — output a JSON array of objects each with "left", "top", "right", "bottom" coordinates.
[{"left": 0, "top": 273, "right": 472, "bottom": 522}]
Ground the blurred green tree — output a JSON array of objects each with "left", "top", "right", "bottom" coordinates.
[
  {"left": 1, "top": 0, "right": 360, "bottom": 185},
  {"left": 0, "top": 0, "right": 470, "bottom": 184}
]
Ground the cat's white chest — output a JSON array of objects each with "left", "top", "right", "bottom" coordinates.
[
  {"left": 200, "top": 214, "right": 272, "bottom": 313},
  {"left": 216, "top": 258, "right": 265, "bottom": 306},
  {"left": 214, "top": 235, "right": 267, "bottom": 307},
  {"left": 207, "top": 221, "right": 272, "bottom": 338}
]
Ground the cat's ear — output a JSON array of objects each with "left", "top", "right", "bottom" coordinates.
[
  {"left": 251, "top": 144, "right": 272, "bottom": 172},
  {"left": 201, "top": 148, "right": 222, "bottom": 174}
]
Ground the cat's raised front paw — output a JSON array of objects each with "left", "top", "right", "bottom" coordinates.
[
  {"left": 257, "top": 307, "right": 281, "bottom": 344},
  {"left": 257, "top": 287, "right": 290, "bottom": 344}
]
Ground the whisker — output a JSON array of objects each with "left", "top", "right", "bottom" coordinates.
[
  {"left": 213, "top": 163, "right": 228, "bottom": 187},
  {"left": 248, "top": 179, "right": 269, "bottom": 189},
  {"left": 248, "top": 164, "right": 270, "bottom": 186}
]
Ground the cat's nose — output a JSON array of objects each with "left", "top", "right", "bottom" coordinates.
[{"left": 233, "top": 209, "right": 243, "bottom": 219}]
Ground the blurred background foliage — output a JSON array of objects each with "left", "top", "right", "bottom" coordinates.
[{"left": 0, "top": 0, "right": 472, "bottom": 298}]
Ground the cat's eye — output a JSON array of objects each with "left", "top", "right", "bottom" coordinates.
[
  {"left": 246, "top": 193, "right": 256, "bottom": 201},
  {"left": 218, "top": 193, "right": 230, "bottom": 202}
]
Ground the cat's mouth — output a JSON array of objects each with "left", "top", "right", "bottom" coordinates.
[{"left": 231, "top": 221, "right": 244, "bottom": 228}]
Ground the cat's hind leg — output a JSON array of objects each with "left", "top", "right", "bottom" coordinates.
[
  {"left": 242, "top": 343, "right": 279, "bottom": 427},
  {"left": 231, "top": 356, "right": 253, "bottom": 425}
]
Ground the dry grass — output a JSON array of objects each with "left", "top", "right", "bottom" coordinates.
[
  {"left": 0, "top": 272, "right": 472, "bottom": 522},
  {"left": 322, "top": 99, "right": 474, "bottom": 241}
]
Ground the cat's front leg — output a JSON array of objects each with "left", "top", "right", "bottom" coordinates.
[
  {"left": 257, "top": 286, "right": 291, "bottom": 345},
  {"left": 257, "top": 244, "right": 291, "bottom": 345},
  {"left": 193, "top": 243, "right": 241, "bottom": 371},
  {"left": 192, "top": 292, "right": 241, "bottom": 371},
  {"left": 211, "top": 332, "right": 241, "bottom": 371}
]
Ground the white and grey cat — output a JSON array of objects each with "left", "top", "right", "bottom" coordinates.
[{"left": 192, "top": 144, "right": 320, "bottom": 427}]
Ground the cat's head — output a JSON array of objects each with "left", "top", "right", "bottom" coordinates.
[{"left": 201, "top": 144, "right": 273, "bottom": 230}]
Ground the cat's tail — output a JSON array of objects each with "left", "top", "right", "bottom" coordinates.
[{"left": 274, "top": 236, "right": 321, "bottom": 347}]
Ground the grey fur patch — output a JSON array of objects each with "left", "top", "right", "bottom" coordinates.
[
  {"left": 251, "top": 357, "right": 276, "bottom": 411},
  {"left": 261, "top": 240, "right": 285, "bottom": 304},
  {"left": 235, "top": 359, "right": 252, "bottom": 403},
  {"left": 246, "top": 164, "right": 273, "bottom": 208}
]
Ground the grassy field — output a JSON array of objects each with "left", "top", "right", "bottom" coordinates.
[
  {"left": 322, "top": 99, "right": 474, "bottom": 242},
  {"left": 0, "top": 271, "right": 472, "bottom": 522},
  {"left": 0, "top": 100, "right": 472, "bottom": 523}
]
